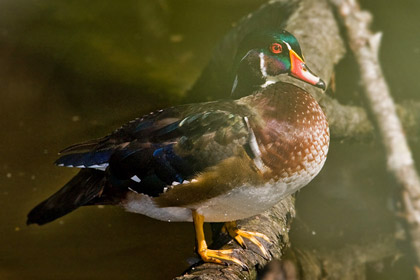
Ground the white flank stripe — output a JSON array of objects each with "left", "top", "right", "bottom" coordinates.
[{"left": 243, "top": 117, "right": 269, "bottom": 173}]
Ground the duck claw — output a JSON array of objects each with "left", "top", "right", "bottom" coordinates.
[
  {"left": 223, "top": 221, "right": 272, "bottom": 260},
  {"left": 199, "top": 248, "right": 249, "bottom": 270}
]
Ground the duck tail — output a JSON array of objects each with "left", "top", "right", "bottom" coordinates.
[{"left": 27, "top": 169, "right": 105, "bottom": 225}]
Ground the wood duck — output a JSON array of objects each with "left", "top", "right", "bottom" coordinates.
[{"left": 27, "top": 30, "right": 329, "bottom": 269}]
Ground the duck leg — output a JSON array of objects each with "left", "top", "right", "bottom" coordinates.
[
  {"left": 192, "top": 210, "right": 247, "bottom": 269},
  {"left": 222, "top": 221, "right": 271, "bottom": 259}
]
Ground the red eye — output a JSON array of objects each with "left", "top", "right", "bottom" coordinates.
[{"left": 270, "top": 43, "right": 282, "bottom": 54}]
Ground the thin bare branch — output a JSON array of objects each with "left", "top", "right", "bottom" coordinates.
[{"left": 330, "top": 0, "right": 420, "bottom": 265}]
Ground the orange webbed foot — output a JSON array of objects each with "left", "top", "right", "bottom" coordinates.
[
  {"left": 192, "top": 211, "right": 248, "bottom": 270},
  {"left": 222, "top": 221, "right": 271, "bottom": 259}
]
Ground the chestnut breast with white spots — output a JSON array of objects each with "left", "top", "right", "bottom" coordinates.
[
  {"left": 123, "top": 83, "right": 329, "bottom": 223},
  {"left": 241, "top": 83, "right": 329, "bottom": 191}
]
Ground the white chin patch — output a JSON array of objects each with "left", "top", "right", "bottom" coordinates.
[{"left": 261, "top": 79, "right": 276, "bottom": 88}]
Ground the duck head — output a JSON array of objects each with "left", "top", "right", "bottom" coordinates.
[{"left": 231, "top": 30, "right": 326, "bottom": 98}]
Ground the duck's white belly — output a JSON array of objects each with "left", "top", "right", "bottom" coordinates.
[
  {"left": 121, "top": 163, "right": 319, "bottom": 223},
  {"left": 192, "top": 180, "right": 292, "bottom": 222},
  {"left": 122, "top": 193, "right": 193, "bottom": 222}
]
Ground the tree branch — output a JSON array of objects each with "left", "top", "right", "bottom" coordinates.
[
  {"left": 177, "top": 0, "right": 345, "bottom": 278},
  {"left": 175, "top": 197, "right": 295, "bottom": 280},
  {"left": 176, "top": 0, "right": 420, "bottom": 278},
  {"left": 321, "top": 96, "right": 420, "bottom": 141},
  {"left": 330, "top": 0, "right": 420, "bottom": 265}
]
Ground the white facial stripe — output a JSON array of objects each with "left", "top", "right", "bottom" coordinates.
[
  {"left": 259, "top": 52, "right": 268, "bottom": 77},
  {"left": 259, "top": 49, "right": 284, "bottom": 88},
  {"left": 284, "top": 41, "right": 292, "bottom": 51}
]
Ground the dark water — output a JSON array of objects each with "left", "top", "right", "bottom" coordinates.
[{"left": 0, "top": 1, "right": 419, "bottom": 279}]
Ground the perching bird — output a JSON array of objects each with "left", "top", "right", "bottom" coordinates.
[{"left": 27, "top": 30, "right": 329, "bottom": 268}]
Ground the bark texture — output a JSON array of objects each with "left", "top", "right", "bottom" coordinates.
[{"left": 175, "top": 198, "right": 295, "bottom": 280}]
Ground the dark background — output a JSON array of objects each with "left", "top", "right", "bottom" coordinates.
[{"left": 1, "top": 1, "right": 419, "bottom": 279}]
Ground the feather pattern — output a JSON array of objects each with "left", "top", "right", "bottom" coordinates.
[
  {"left": 27, "top": 101, "right": 254, "bottom": 224},
  {"left": 27, "top": 169, "right": 106, "bottom": 225},
  {"left": 28, "top": 83, "right": 329, "bottom": 225}
]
